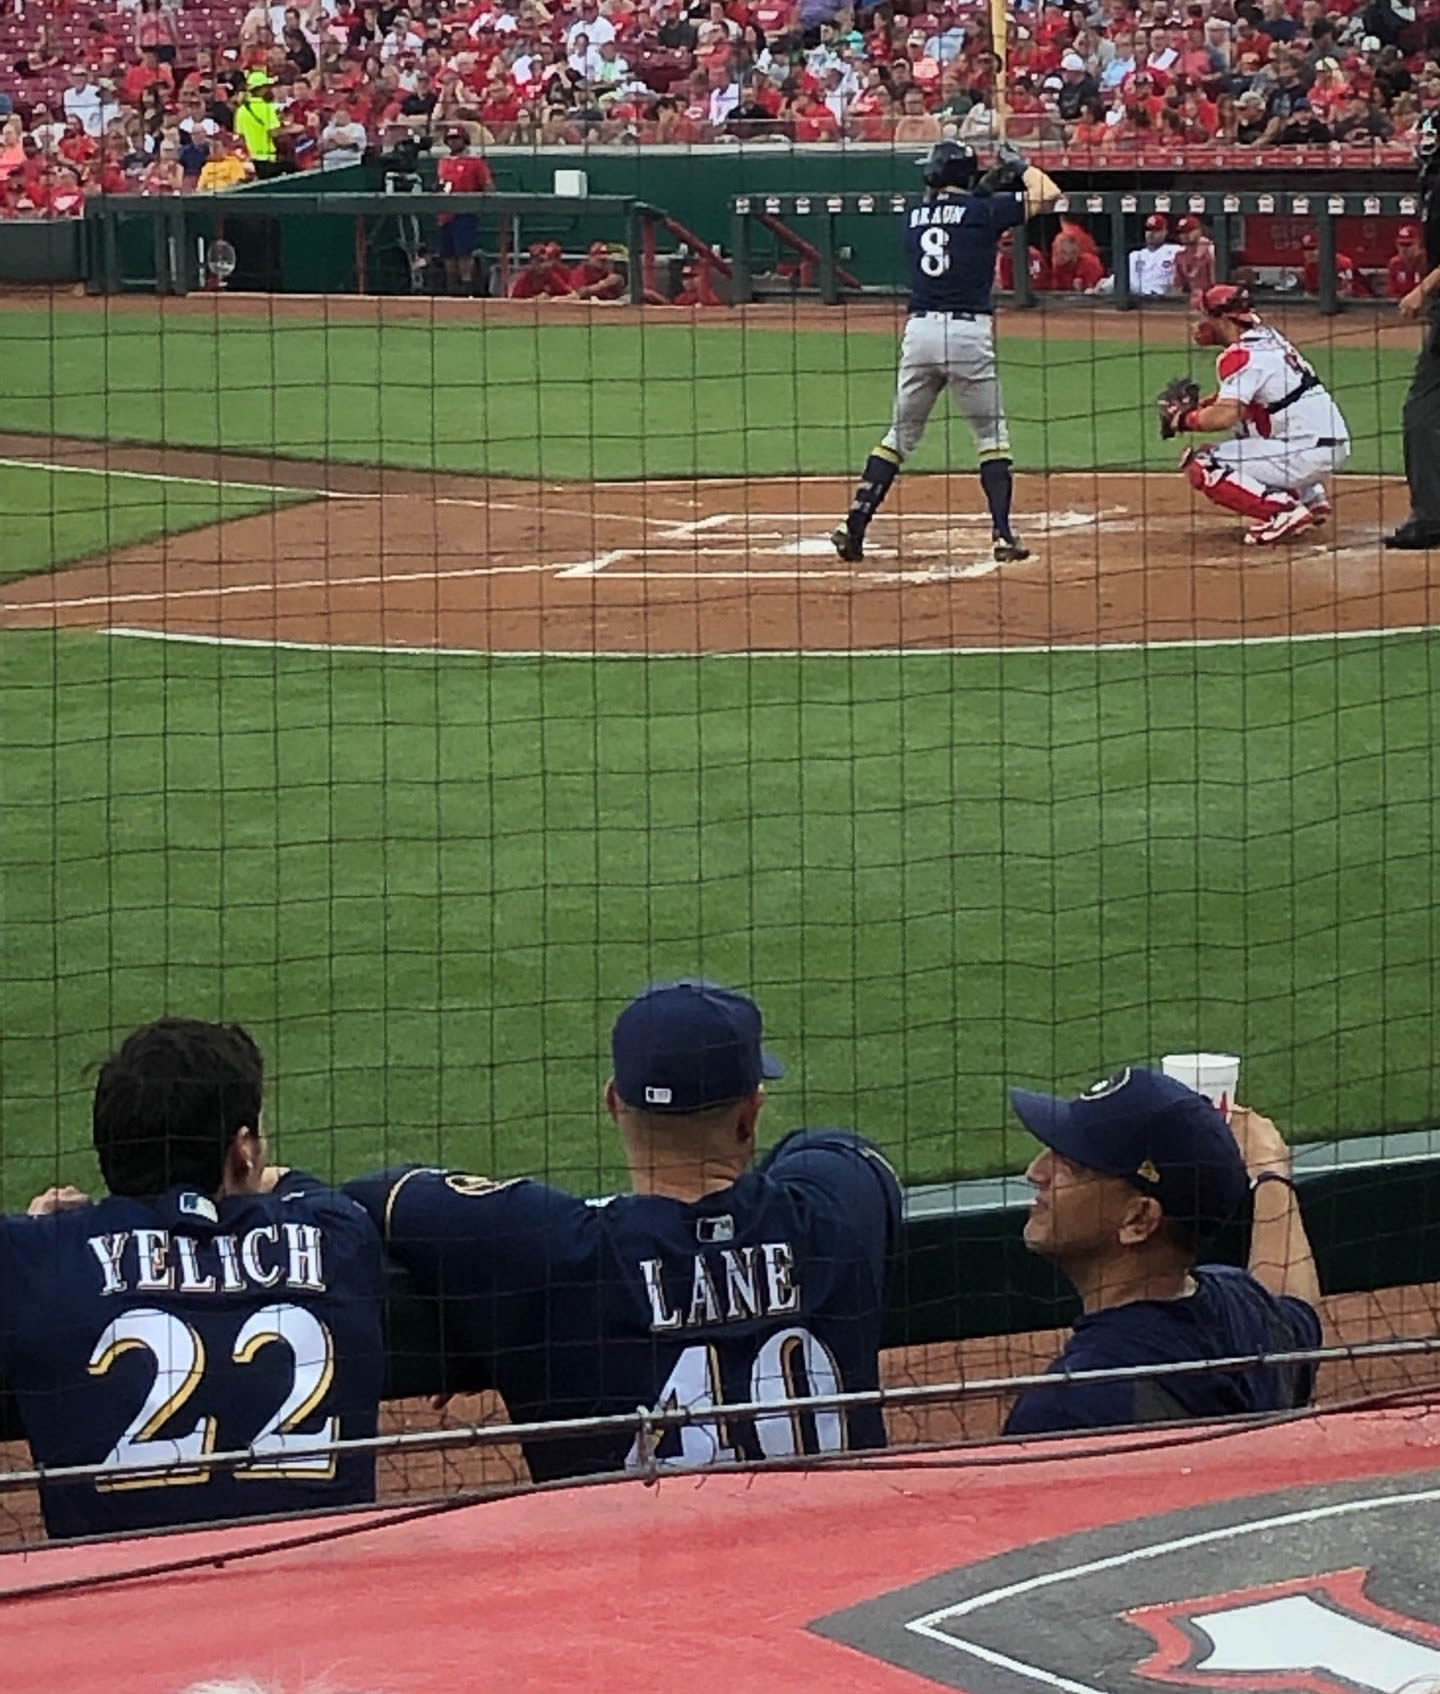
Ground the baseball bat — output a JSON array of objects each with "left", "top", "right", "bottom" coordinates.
[{"left": 989, "top": 0, "right": 1010, "bottom": 141}]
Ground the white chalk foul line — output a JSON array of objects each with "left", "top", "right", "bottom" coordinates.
[
  {"left": 92, "top": 624, "right": 1440, "bottom": 659},
  {"left": 1, "top": 561, "right": 554, "bottom": 615},
  {"left": 0, "top": 455, "right": 345, "bottom": 501}
]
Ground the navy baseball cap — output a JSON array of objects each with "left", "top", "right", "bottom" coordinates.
[
  {"left": 611, "top": 980, "right": 784, "bottom": 1115},
  {"left": 1010, "top": 1066, "right": 1248, "bottom": 1232}
]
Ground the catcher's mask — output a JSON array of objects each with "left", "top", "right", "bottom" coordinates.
[
  {"left": 920, "top": 139, "right": 978, "bottom": 191},
  {"left": 1193, "top": 282, "right": 1260, "bottom": 347},
  {"left": 1417, "top": 108, "right": 1440, "bottom": 181}
]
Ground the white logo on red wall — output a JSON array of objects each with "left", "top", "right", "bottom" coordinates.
[{"left": 1127, "top": 1568, "right": 1440, "bottom": 1694}]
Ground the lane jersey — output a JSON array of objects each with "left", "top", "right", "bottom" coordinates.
[
  {"left": 905, "top": 188, "right": 1026, "bottom": 315},
  {"left": 347, "top": 1131, "right": 902, "bottom": 1483},
  {"left": 1215, "top": 325, "right": 1348, "bottom": 444},
  {"left": 0, "top": 1173, "right": 385, "bottom": 1539}
]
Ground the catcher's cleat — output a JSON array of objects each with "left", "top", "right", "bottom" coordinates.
[
  {"left": 992, "top": 535, "right": 1030, "bottom": 563},
  {"left": 1307, "top": 497, "right": 1333, "bottom": 523},
  {"left": 830, "top": 524, "right": 864, "bottom": 563},
  {"left": 1242, "top": 503, "right": 1316, "bottom": 547}
]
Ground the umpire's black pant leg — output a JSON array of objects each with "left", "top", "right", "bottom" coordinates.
[{"left": 1402, "top": 335, "right": 1440, "bottom": 524}]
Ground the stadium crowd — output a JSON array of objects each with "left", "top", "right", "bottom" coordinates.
[{"left": 0, "top": 0, "right": 1434, "bottom": 216}]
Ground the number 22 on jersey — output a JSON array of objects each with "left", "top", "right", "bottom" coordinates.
[
  {"left": 87, "top": 1303, "right": 338, "bottom": 1489},
  {"left": 625, "top": 1325, "right": 846, "bottom": 1471}
]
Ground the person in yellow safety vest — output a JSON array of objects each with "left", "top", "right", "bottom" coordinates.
[{"left": 234, "top": 69, "right": 281, "bottom": 176}]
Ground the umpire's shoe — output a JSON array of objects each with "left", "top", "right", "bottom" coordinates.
[
  {"left": 992, "top": 534, "right": 1031, "bottom": 563},
  {"left": 831, "top": 524, "right": 864, "bottom": 563},
  {"left": 1384, "top": 519, "right": 1440, "bottom": 550}
]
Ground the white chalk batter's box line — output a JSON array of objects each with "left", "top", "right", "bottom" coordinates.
[{"left": 552, "top": 506, "right": 1373, "bottom": 578}]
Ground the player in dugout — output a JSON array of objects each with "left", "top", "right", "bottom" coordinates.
[
  {"left": 1002, "top": 1067, "right": 1321, "bottom": 1436},
  {"left": 508, "top": 241, "right": 576, "bottom": 299},
  {"left": 1, "top": 1019, "right": 385, "bottom": 1539},
  {"left": 346, "top": 980, "right": 902, "bottom": 1481}
]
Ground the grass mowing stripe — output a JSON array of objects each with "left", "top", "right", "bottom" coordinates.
[
  {"left": 1, "top": 631, "right": 1436, "bottom": 1206},
  {"left": 1, "top": 463, "right": 312, "bottom": 584},
  {"left": 0, "top": 314, "right": 1411, "bottom": 480}
]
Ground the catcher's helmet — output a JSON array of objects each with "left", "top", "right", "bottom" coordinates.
[
  {"left": 1199, "top": 282, "right": 1259, "bottom": 323},
  {"left": 920, "top": 139, "right": 978, "bottom": 191}
]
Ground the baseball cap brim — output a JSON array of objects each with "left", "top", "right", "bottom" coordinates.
[
  {"left": 759, "top": 1050, "right": 785, "bottom": 1082},
  {"left": 1009, "top": 1087, "right": 1123, "bottom": 1176}
]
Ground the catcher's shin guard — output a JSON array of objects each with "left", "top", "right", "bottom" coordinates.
[{"left": 1183, "top": 450, "right": 1291, "bottom": 521}]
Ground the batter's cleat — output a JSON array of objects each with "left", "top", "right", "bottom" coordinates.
[
  {"left": 1242, "top": 503, "right": 1317, "bottom": 547},
  {"left": 1383, "top": 519, "right": 1440, "bottom": 550},
  {"left": 830, "top": 524, "right": 864, "bottom": 563},
  {"left": 992, "top": 535, "right": 1030, "bottom": 563}
]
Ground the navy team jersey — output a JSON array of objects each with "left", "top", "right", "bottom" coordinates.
[
  {"left": 0, "top": 1172, "right": 385, "bottom": 1539},
  {"left": 346, "top": 1130, "right": 902, "bottom": 1482},
  {"left": 1005, "top": 1264, "right": 1321, "bottom": 1437},
  {"left": 905, "top": 188, "right": 1025, "bottom": 315}
]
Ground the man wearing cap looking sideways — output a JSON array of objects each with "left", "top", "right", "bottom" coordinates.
[
  {"left": 1003, "top": 1069, "right": 1322, "bottom": 1435},
  {"left": 347, "top": 981, "right": 901, "bottom": 1480},
  {"left": 1129, "top": 214, "right": 1182, "bottom": 297}
]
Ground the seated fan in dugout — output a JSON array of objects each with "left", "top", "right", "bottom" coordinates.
[{"left": 1156, "top": 284, "right": 1350, "bottom": 548}]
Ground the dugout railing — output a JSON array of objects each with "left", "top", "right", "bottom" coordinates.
[
  {"left": 82, "top": 190, "right": 676, "bottom": 299},
  {"left": 728, "top": 187, "right": 1427, "bottom": 313},
  {"left": 0, "top": 1140, "right": 1434, "bottom": 1441}
]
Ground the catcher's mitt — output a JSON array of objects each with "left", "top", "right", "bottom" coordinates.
[{"left": 1157, "top": 375, "right": 1201, "bottom": 440}]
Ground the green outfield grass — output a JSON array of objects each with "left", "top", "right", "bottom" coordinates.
[
  {"left": 1, "top": 632, "right": 1436, "bottom": 1209},
  {"left": 1, "top": 463, "right": 310, "bottom": 584},
  {"left": 0, "top": 309, "right": 1411, "bottom": 487}
]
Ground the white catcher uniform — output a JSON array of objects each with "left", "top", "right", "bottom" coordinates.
[{"left": 1199, "top": 324, "right": 1350, "bottom": 507}]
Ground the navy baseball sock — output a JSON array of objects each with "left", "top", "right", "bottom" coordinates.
[
  {"left": 846, "top": 450, "right": 900, "bottom": 538},
  {"left": 980, "top": 457, "right": 1016, "bottom": 540}
]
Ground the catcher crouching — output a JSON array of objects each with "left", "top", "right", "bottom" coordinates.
[{"left": 1158, "top": 284, "right": 1350, "bottom": 546}]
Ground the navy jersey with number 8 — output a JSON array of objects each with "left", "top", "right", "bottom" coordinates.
[{"left": 905, "top": 189, "right": 1025, "bottom": 315}]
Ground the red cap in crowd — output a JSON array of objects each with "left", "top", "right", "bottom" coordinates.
[
  {"left": 588, "top": 240, "right": 608, "bottom": 256},
  {"left": 1145, "top": 213, "right": 1167, "bottom": 231},
  {"left": 1398, "top": 222, "right": 1421, "bottom": 242},
  {"left": 1177, "top": 215, "right": 1203, "bottom": 234}
]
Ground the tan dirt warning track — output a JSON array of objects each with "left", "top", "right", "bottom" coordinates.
[{"left": 0, "top": 439, "right": 1430, "bottom": 652}]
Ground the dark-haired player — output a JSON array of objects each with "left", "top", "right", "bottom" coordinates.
[
  {"left": 0, "top": 1018, "right": 384, "bottom": 1538},
  {"left": 830, "top": 139, "right": 1061, "bottom": 568},
  {"left": 1003, "top": 1068, "right": 1322, "bottom": 1435},
  {"left": 347, "top": 981, "right": 901, "bottom": 1481}
]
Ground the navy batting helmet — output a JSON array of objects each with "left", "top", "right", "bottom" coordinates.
[{"left": 920, "top": 139, "right": 978, "bottom": 191}]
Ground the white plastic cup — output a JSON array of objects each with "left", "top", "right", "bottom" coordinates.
[{"left": 1160, "top": 1052, "right": 1241, "bottom": 1121}]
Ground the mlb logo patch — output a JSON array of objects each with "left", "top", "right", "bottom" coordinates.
[
  {"left": 177, "top": 1191, "right": 219, "bottom": 1225},
  {"left": 645, "top": 1086, "right": 673, "bottom": 1105}
]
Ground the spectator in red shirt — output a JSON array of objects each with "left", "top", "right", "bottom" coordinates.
[
  {"left": 436, "top": 126, "right": 492, "bottom": 294},
  {"left": 571, "top": 239, "right": 627, "bottom": 300},
  {"left": 1388, "top": 223, "right": 1427, "bottom": 298},
  {"left": 996, "top": 228, "right": 1051, "bottom": 292},
  {"left": 1049, "top": 232, "right": 1107, "bottom": 292},
  {"left": 509, "top": 240, "right": 575, "bottom": 299},
  {"left": 1300, "top": 231, "right": 1363, "bottom": 296},
  {"left": 58, "top": 117, "right": 98, "bottom": 170},
  {"left": 780, "top": 89, "right": 837, "bottom": 140},
  {"left": 1069, "top": 97, "right": 1111, "bottom": 149},
  {"left": 49, "top": 164, "right": 86, "bottom": 217}
]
